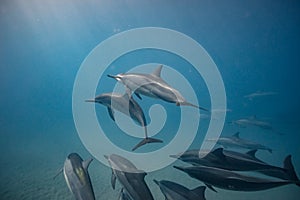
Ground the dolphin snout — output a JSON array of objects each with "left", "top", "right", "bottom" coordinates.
[
  {"left": 107, "top": 74, "right": 122, "bottom": 81},
  {"left": 85, "top": 99, "right": 96, "bottom": 102},
  {"left": 107, "top": 74, "right": 116, "bottom": 79},
  {"left": 153, "top": 179, "right": 159, "bottom": 185},
  {"left": 169, "top": 154, "right": 180, "bottom": 159},
  {"left": 173, "top": 166, "right": 185, "bottom": 172},
  {"left": 103, "top": 155, "right": 109, "bottom": 159}
]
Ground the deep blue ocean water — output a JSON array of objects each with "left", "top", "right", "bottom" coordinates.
[{"left": 1, "top": 0, "right": 300, "bottom": 199}]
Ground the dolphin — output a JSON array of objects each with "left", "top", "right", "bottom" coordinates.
[
  {"left": 207, "top": 132, "right": 273, "bottom": 153},
  {"left": 230, "top": 116, "right": 283, "bottom": 134},
  {"left": 105, "top": 154, "right": 154, "bottom": 200},
  {"left": 232, "top": 116, "right": 272, "bottom": 129},
  {"left": 86, "top": 92, "right": 162, "bottom": 151},
  {"left": 63, "top": 153, "right": 95, "bottom": 200},
  {"left": 171, "top": 148, "right": 300, "bottom": 182},
  {"left": 174, "top": 165, "right": 300, "bottom": 192},
  {"left": 107, "top": 65, "right": 208, "bottom": 111},
  {"left": 154, "top": 179, "right": 206, "bottom": 200},
  {"left": 244, "top": 91, "right": 277, "bottom": 100}
]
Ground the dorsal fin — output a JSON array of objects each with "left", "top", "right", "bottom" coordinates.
[
  {"left": 232, "top": 132, "right": 240, "bottom": 138},
  {"left": 134, "top": 92, "right": 142, "bottom": 100},
  {"left": 205, "top": 183, "right": 217, "bottom": 192},
  {"left": 189, "top": 186, "right": 206, "bottom": 200},
  {"left": 211, "top": 148, "right": 226, "bottom": 160},
  {"left": 246, "top": 149, "right": 258, "bottom": 158},
  {"left": 136, "top": 170, "right": 147, "bottom": 179},
  {"left": 82, "top": 158, "right": 93, "bottom": 170},
  {"left": 152, "top": 65, "right": 163, "bottom": 77},
  {"left": 249, "top": 115, "right": 257, "bottom": 120}
]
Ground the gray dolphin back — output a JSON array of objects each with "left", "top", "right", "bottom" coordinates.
[{"left": 63, "top": 153, "right": 95, "bottom": 200}]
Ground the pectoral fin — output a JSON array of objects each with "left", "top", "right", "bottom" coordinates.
[
  {"left": 53, "top": 168, "right": 63, "bottom": 180},
  {"left": 107, "top": 107, "right": 115, "bottom": 121},
  {"left": 111, "top": 171, "right": 117, "bottom": 190},
  {"left": 134, "top": 92, "right": 142, "bottom": 100},
  {"left": 205, "top": 183, "right": 217, "bottom": 192}
]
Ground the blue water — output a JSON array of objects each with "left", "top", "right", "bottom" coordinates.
[{"left": 1, "top": 0, "right": 300, "bottom": 199}]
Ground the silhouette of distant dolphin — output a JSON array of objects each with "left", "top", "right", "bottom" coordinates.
[{"left": 207, "top": 132, "right": 272, "bottom": 153}]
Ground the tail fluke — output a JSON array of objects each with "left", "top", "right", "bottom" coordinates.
[{"left": 132, "top": 137, "right": 163, "bottom": 151}]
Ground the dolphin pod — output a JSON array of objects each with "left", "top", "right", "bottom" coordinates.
[
  {"left": 86, "top": 92, "right": 162, "bottom": 151},
  {"left": 63, "top": 153, "right": 95, "bottom": 200},
  {"left": 69, "top": 64, "right": 299, "bottom": 199},
  {"left": 107, "top": 65, "right": 209, "bottom": 111},
  {"left": 174, "top": 164, "right": 300, "bottom": 192},
  {"left": 171, "top": 148, "right": 300, "bottom": 182}
]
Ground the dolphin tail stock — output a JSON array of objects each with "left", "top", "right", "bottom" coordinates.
[
  {"left": 283, "top": 155, "right": 300, "bottom": 186},
  {"left": 132, "top": 137, "right": 163, "bottom": 151},
  {"left": 178, "top": 101, "right": 209, "bottom": 112}
]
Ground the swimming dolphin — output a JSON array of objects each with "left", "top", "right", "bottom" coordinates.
[
  {"left": 174, "top": 165, "right": 300, "bottom": 192},
  {"left": 231, "top": 116, "right": 272, "bottom": 129},
  {"left": 207, "top": 132, "right": 273, "bottom": 153},
  {"left": 244, "top": 91, "right": 277, "bottom": 100},
  {"left": 171, "top": 148, "right": 300, "bottom": 182},
  {"left": 107, "top": 65, "right": 208, "bottom": 111},
  {"left": 105, "top": 154, "right": 154, "bottom": 200},
  {"left": 154, "top": 179, "right": 206, "bottom": 200},
  {"left": 63, "top": 153, "right": 95, "bottom": 200},
  {"left": 86, "top": 92, "right": 162, "bottom": 151},
  {"left": 230, "top": 116, "right": 283, "bottom": 134}
]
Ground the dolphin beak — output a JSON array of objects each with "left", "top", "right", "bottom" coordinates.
[
  {"left": 104, "top": 155, "right": 109, "bottom": 160},
  {"left": 169, "top": 154, "right": 180, "bottom": 159},
  {"left": 85, "top": 99, "right": 96, "bottom": 102},
  {"left": 173, "top": 166, "right": 185, "bottom": 172},
  {"left": 153, "top": 179, "right": 159, "bottom": 185},
  {"left": 205, "top": 138, "right": 218, "bottom": 142},
  {"left": 107, "top": 74, "right": 122, "bottom": 81},
  {"left": 107, "top": 74, "right": 117, "bottom": 79}
]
